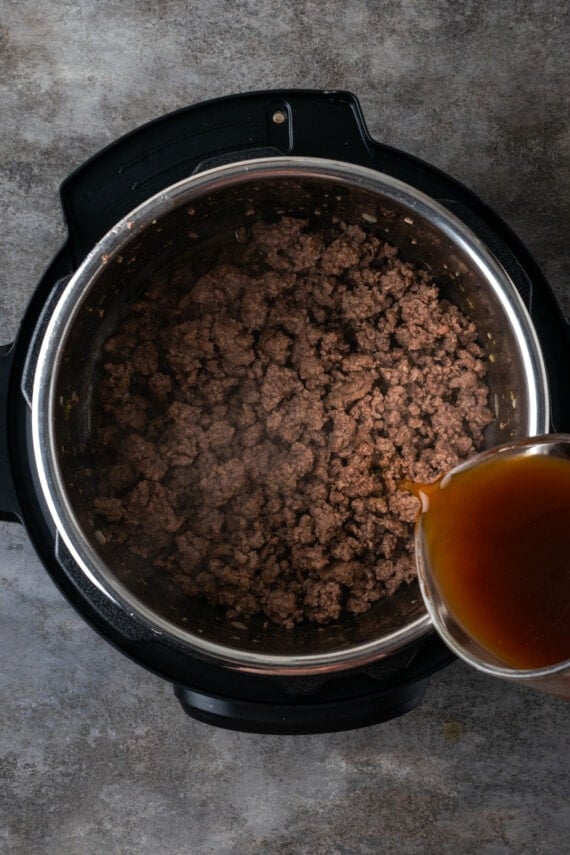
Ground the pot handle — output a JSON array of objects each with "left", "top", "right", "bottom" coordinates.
[
  {"left": 60, "top": 90, "right": 378, "bottom": 264},
  {"left": 192, "top": 91, "right": 377, "bottom": 174},
  {"left": 0, "top": 344, "right": 21, "bottom": 522},
  {"left": 174, "top": 676, "right": 430, "bottom": 734}
]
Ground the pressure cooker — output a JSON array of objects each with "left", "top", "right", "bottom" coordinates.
[{"left": 1, "top": 90, "right": 568, "bottom": 732}]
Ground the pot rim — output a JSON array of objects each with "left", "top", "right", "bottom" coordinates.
[{"left": 30, "top": 155, "right": 549, "bottom": 675}]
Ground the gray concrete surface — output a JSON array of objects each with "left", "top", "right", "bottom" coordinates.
[{"left": 1, "top": 2, "right": 568, "bottom": 853}]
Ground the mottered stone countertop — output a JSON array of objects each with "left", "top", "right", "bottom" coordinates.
[{"left": 1, "top": 3, "right": 568, "bottom": 853}]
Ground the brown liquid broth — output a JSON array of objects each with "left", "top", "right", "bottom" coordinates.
[{"left": 412, "top": 453, "right": 570, "bottom": 669}]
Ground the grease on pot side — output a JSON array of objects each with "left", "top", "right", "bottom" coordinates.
[{"left": 406, "top": 452, "right": 570, "bottom": 670}]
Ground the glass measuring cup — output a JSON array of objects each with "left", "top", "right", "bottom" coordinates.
[{"left": 412, "top": 433, "right": 570, "bottom": 699}]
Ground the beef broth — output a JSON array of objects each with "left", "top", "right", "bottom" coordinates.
[
  {"left": 92, "top": 217, "right": 494, "bottom": 628},
  {"left": 411, "top": 452, "right": 570, "bottom": 670}
]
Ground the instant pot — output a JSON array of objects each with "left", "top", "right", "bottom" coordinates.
[{"left": 1, "top": 90, "right": 569, "bottom": 732}]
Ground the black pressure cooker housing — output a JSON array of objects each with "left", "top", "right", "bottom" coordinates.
[{"left": 1, "top": 90, "right": 569, "bottom": 733}]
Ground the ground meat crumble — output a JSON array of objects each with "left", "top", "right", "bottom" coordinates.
[{"left": 92, "top": 217, "right": 494, "bottom": 628}]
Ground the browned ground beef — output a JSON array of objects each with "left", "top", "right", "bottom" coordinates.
[{"left": 93, "top": 217, "right": 494, "bottom": 628}]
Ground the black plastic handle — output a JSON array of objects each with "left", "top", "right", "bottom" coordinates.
[
  {"left": 59, "top": 89, "right": 377, "bottom": 265},
  {"left": 174, "top": 676, "right": 429, "bottom": 735},
  {"left": 0, "top": 345, "right": 21, "bottom": 522}
]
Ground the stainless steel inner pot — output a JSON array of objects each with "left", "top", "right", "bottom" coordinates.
[{"left": 31, "top": 157, "right": 549, "bottom": 675}]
